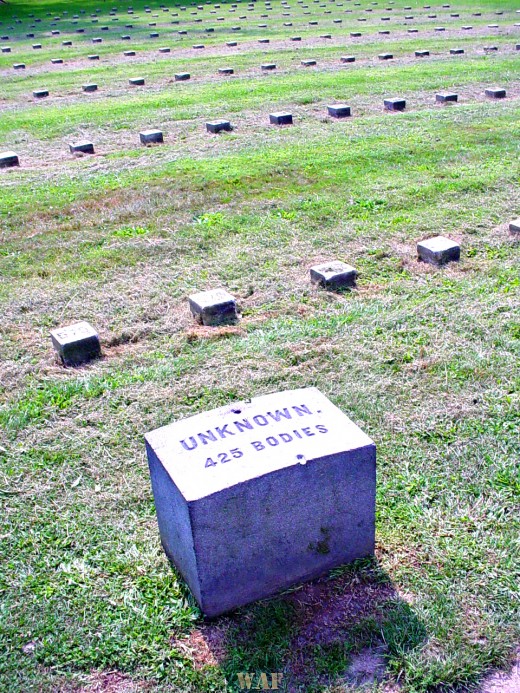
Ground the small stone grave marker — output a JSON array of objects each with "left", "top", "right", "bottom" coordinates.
[
  {"left": 415, "top": 49, "right": 429, "bottom": 57},
  {"left": 450, "top": 48, "right": 464, "bottom": 54},
  {"left": 485, "top": 88, "right": 506, "bottom": 99},
  {"left": 140, "top": 129, "right": 163, "bottom": 143},
  {"left": 145, "top": 386, "right": 376, "bottom": 617},
  {"left": 270, "top": 112, "right": 293, "bottom": 125},
  {"left": 384, "top": 97, "right": 406, "bottom": 110},
  {"left": 189, "top": 288, "right": 238, "bottom": 325},
  {"left": 310, "top": 260, "right": 357, "bottom": 288},
  {"left": 509, "top": 219, "right": 520, "bottom": 234},
  {"left": 218, "top": 67, "right": 234, "bottom": 74},
  {"left": 327, "top": 104, "right": 351, "bottom": 118},
  {"left": 301, "top": 59, "right": 316, "bottom": 66},
  {"left": 0, "top": 151, "right": 19, "bottom": 168},
  {"left": 33, "top": 89, "right": 49, "bottom": 98},
  {"left": 436, "top": 92, "right": 457, "bottom": 103},
  {"left": 70, "top": 141, "right": 95, "bottom": 154},
  {"left": 261, "top": 63, "right": 276, "bottom": 70},
  {"left": 175, "top": 72, "right": 190, "bottom": 80},
  {"left": 417, "top": 236, "right": 460, "bottom": 265},
  {"left": 83, "top": 83, "right": 98, "bottom": 92},
  {"left": 341, "top": 55, "right": 355, "bottom": 62},
  {"left": 13, "top": 63, "right": 26, "bottom": 69},
  {"left": 378, "top": 53, "right": 393, "bottom": 59},
  {"left": 206, "top": 119, "right": 232, "bottom": 133},
  {"left": 50, "top": 322, "right": 101, "bottom": 366},
  {"left": 129, "top": 77, "right": 145, "bottom": 85}
]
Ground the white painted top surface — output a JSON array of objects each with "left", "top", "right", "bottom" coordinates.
[
  {"left": 189, "top": 288, "right": 235, "bottom": 309},
  {"left": 418, "top": 235, "right": 459, "bottom": 252},
  {"left": 145, "top": 387, "right": 374, "bottom": 502},
  {"left": 50, "top": 321, "right": 98, "bottom": 346}
]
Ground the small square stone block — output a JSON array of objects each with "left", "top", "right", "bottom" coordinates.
[
  {"left": 341, "top": 55, "right": 356, "bottom": 63},
  {"left": 193, "top": 43, "right": 205, "bottom": 49},
  {"left": 175, "top": 72, "right": 190, "bottom": 81},
  {"left": 88, "top": 55, "right": 100, "bottom": 60},
  {"left": 1, "top": 46, "right": 11, "bottom": 52},
  {"left": 145, "top": 387, "right": 376, "bottom": 617},
  {"left": 206, "top": 120, "right": 232, "bottom": 133},
  {"left": 415, "top": 50, "right": 429, "bottom": 57},
  {"left": 159, "top": 46, "right": 171, "bottom": 52},
  {"left": 436, "top": 92, "right": 458, "bottom": 103},
  {"left": 327, "top": 104, "right": 351, "bottom": 118},
  {"left": 129, "top": 77, "right": 145, "bottom": 85},
  {"left": 270, "top": 112, "right": 293, "bottom": 125},
  {"left": 417, "top": 236, "right": 460, "bottom": 266},
  {"left": 450, "top": 48, "right": 464, "bottom": 54},
  {"left": 70, "top": 141, "right": 94, "bottom": 154},
  {"left": 310, "top": 260, "right": 357, "bottom": 289},
  {"left": 291, "top": 36, "right": 302, "bottom": 40},
  {"left": 301, "top": 59, "right": 317, "bottom": 66},
  {"left": 378, "top": 53, "right": 393, "bottom": 60},
  {"left": 32, "top": 43, "right": 42, "bottom": 49},
  {"left": 51, "top": 322, "right": 101, "bottom": 366},
  {"left": 189, "top": 288, "right": 238, "bottom": 326},
  {"left": 13, "top": 63, "right": 26, "bottom": 69},
  {"left": 485, "top": 88, "right": 506, "bottom": 99},
  {"left": 124, "top": 50, "right": 136, "bottom": 56},
  {"left": 227, "top": 41, "right": 238, "bottom": 46},
  {"left": 33, "top": 89, "right": 49, "bottom": 98},
  {"left": 261, "top": 63, "right": 276, "bottom": 70},
  {"left": 140, "top": 129, "right": 163, "bottom": 144},
  {"left": 83, "top": 83, "right": 98, "bottom": 92},
  {"left": 0, "top": 151, "right": 19, "bottom": 168},
  {"left": 509, "top": 219, "right": 520, "bottom": 234},
  {"left": 63, "top": 40, "right": 72, "bottom": 45},
  {"left": 350, "top": 31, "right": 361, "bottom": 37},
  {"left": 218, "top": 67, "right": 234, "bottom": 74},
  {"left": 384, "top": 98, "right": 406, "bottom": 111}
]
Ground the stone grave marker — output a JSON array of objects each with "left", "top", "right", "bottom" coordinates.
[
  {"left": 33, "top": 89, "right": 49, "bottom": 98},
  {"left": 145, "top": 387, "right": 376, "bottom": 617},
  {"left": 0, "top": 151, "right": 19, "bottom": 168},
  {"left": 129, "top": 77, "right": 145, "bottom": 85},
  {"left": 485, "top": 88, "right": 506, "bottom": 99},
  {"left": 384, "top": 97, "right": 406, "bottom": 111},
  {"left": 189, "top": 288, "right": 237, "bottom": 325},
  {"left": 417, "top": 236, "right": 460, "bottom": 265},
  {"left": 50, "top": 322, "right": 101, "bottom": 366},
  {"left": 175, "top": 72, "right": 190, "bottom": 80},
  {"left": 13, "top": 63, "right": 26, "bottom": 69},
  {"left": 310, "top": 260, "right": 357, "bottom": 288},
  {"left": 436, "top": 92, "right": 458, "bottom": 103},
  {"left": 218, "top": 67, "right": 234, "bottom": 74},
  {"left": 69, "top": 141, "right": 95, "bottom": 154},
  {"left": 327, "top": 104, "right": 351, "bottom": 118},
  {"left": 509, "top": 219, "right": 520, "bottom": 234},
  {"left": 140, "top": 129, "right": 164, "bottom": 143},
  {"left": 206, "top": 120, "right": 232, "bottom": 133},
  {"left": 270, "top": 112, "right": 293, "bottom": 125},
  {"left": 341, "top": 55, "right": 355, "bottom": 62}
]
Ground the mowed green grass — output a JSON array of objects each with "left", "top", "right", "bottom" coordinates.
[{"left": 1, "top": 0, "right": 519, "bottom": 691}]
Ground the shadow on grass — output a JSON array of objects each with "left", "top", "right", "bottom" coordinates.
[{"left": 176, "top": 557, "right": 427, "bottom": 692}]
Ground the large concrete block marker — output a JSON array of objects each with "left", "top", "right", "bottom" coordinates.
[{"left": 145, "top": 387, "right": 376, "bottom": 617}]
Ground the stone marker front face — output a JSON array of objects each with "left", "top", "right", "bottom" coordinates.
[{"left": 145, "top": 387, "right": 376, "bottom": 617}]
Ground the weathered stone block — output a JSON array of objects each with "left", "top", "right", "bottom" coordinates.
[
  {"left": 450, "top": 48, "right": 464, "bottom": 54},
  {"left": 88, "top": 54, "right": 100, "bottom": 60},
  {"left": 485, "top": 88, "right": 506, "bottom": 99},
  {"left": 508, "top": 219, "right": 520, "bottom": 234},
  {"left": 69, "top": 141, "right": 94, "bottom": 154},
  {"left": 33, "top": 89, "right": 49, "bottom": 98},
  {"left": 227, "top": 41, "right": 238, "bottom": 46},
  {"left": 0, "top": 151, "right": 19, "bottom": 168},
  {"left": 51, "top": 58, "right": 63, "bottom": 64},
  {"left": 436, "top": 92, "right": 458, "bottom": 104},
  {"left": 206, "top": 120, "right": 232, "bottom": 133},
  {"left": 301, "top": 59, "right": 317, "bottom": 66},
  {"left": 417, "top": 236, "right": 460, "bottom": 265},
  {"left": 50, "top": 321, "right": 101, "bottom": 366},
  {"left": 384, "top": 97, "right": 406, "bottom": 111},
  {"left": 13, "top": 63, "right": 25, "bottom": 69},
  {"left": 140, "top": 129, "right": 163, "bottom": 144},
  {"left": 270, "top": 112, "right": 293, "bottom": 125},
  {"left": 327, "top": 104, "right": 351, "bottom": 118},
  {"left": 124, "top": 50, "right": 136, "bottom": 56},
  {"left": 378, "top": 53, "right": 393, "bottom": 60},
  {"left": 189, "top": 288, "right": 238, "bottom": 326},
  {"left": 261, "top": 63, "right": 276, "bottom": 70},
  {"left": 175, "top": 72, "right": 190, "bottom": 81},
  {"left": 129, "top": 77, "right": 145, "bottom": 85},
  {"left": 218, "top": 67, "right": 234, "bottom": 74},
  {"left": 83, "top": 83, "right": 98, "bottom": 92},
  {"left": 145, "top": 387, "right": 376, "bottom": 617},
  {"left": 159, "top": 46, "right": 171, "bottom": 52},
  {"left": 1, "top": 46, "right": 11, "bottom": 53},
  {"left": 415, "top": 50, "right": 429, "bottom": 57},
  {"left": 341, "top": 55, "right": 356, "bottom": 63},
  {"left": 310, "top": 260, "right": 357, "bottom": 289}
]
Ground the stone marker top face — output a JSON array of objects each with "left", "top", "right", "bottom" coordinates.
[
  {"left": 50, "top": 321, "right": 98, "bottom": 345},
  {"left": 419, "top": 235, "right": 458, "bottom": 254},
  {"left": 145, "top": 387, "right": 374, "bottom": 502}
]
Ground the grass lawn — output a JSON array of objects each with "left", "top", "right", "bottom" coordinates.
[{"left": 0, "top": 0, "right": 519, "bottom": 691}]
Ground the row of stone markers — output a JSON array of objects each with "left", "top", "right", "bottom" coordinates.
[
  {"left": 0, "top": 88, "right": 510, "bottom": 165},
  {"left": 49, "top": 229, "right": 518, "bottom": 367},
  {"left": 10, "top": 41, "right": 519, "bottom": 72}
]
